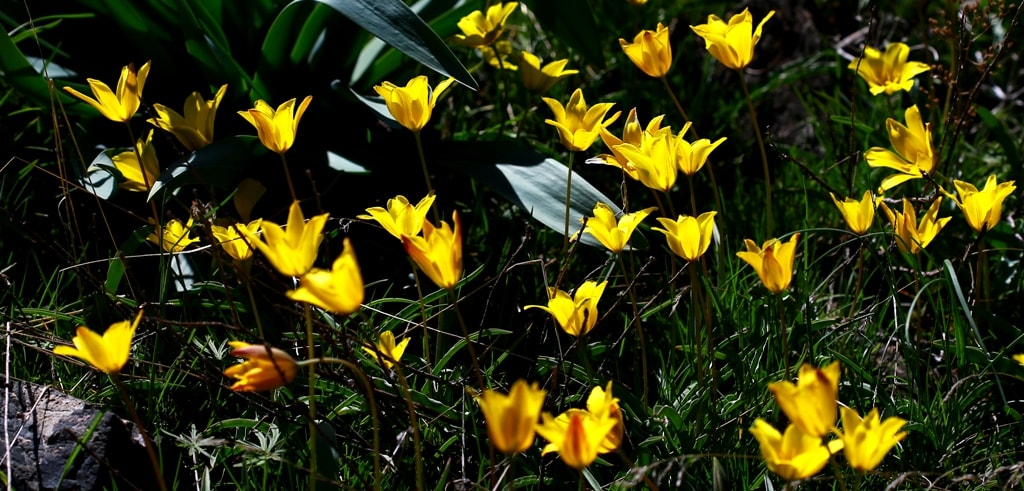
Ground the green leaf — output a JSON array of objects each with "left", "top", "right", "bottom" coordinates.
[
  {"left": 147, "top": 136, "right": 264, "bottom": 201},
  {"left": 176, "top": 0, "right": 255, "bottom": 95},
  {"left": 439, "top": 140, "right": 621, "bottom": 246},
  {"left": 306, "top": 0, "right": 476, "bottom": 90},
  {"left": 521, "top": 0, "right": 604, "bottom": 67},
  {"left": 0, "top": 28, "right": 85, "bottom": 114}
]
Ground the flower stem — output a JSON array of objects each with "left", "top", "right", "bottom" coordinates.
[
  {"left": 413, "top": 132, "right": 441, "bottom": 223},
  {"left": 111, "top": 375, "right": 167, "bottom": 491},
  {"left": 617, "top": 254, "right": 649, "bottom": 409},
  {"left": 563, "top": 151, "right": 576, "bottom": 252},
  {"left": 279, "top": 153, "right": 297, "bottom": 202},
  {"left": 661, "top": 76, "right": 724, "bottom": 216},
  {"left": 303, "top": 303, "right": 317, "bottom": 490},
  {"left": 776, "top": 293, "right": 790, "bottom": 380},
  {"left": 409, "top": 259, "right": 433, "bottom": 369},
  {"left": 491, "top": 44, "right": 510, "bottom": 134},
  {"left": 738, "top": 73, "right": 773, "bottom": 236},
  {"left": 243, "top": 280, "right": 265, "bottom": 339},
  {"left": 393, "top": 365, "right": 425, "bottom": 491},
  {"left": 848, "top": 238, "right": 866, "bottom": 319},
  {"left": 448, "top": 289, "right": 486, "bottom": 392}
]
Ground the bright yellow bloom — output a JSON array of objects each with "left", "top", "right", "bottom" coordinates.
[
  {"left": 63, "top": 61, "right": 151, "bottom": 122},
  {"left": 652, "top": 211, "right": 717, "bottom": 262},
  {"left": 690, "top": 8, "right": 775, "bottom": 70},
  {"left": 626, "top": 0, "right": 646, "bottom": 4},
  {"left": 880, "top": 198, "right": 950, "bottom": 254},
  {"left": 836, "top": 407, "right": 907, "bottom": 472},
  {"left": 749, "top": 419, "right": 843, "bottom": 482},
  {"left": 362, "top": 331, "right": 410, "bottom": 370},
  {"left": 1013, "top": 354, "right": 1024, "bottom": 366},
  {"left": 676, "top": 131, "right": 727, "bottom": 176},
  {"left": 950, "top": 175, "right": 1016, "bottom": 233},
  {"left": 148, "top": 218, "right": 200, "bottom": 253},
  {"left": 848, "top": 43, "right": 931, "bottom": 96},
  {"left": 542, "top": 88, "right": 620, "bottom": 152},
  {"left": 223, "top": 341, "right": 298, "bottom": 392},
  {"left": 620, "top": 23, "right": 672, "bottom": 78},
  {"left": 768, "top": 361, "right": 840, "bottom": 438},
  {"left": 373, "top": 76, "right": 456, "bottom": 133},
  {"left": 579, "top": 203, "right": 656, "bottom": 253},
  {"left": 403, "top": 211, "right": 463, "bottom": 290},
  {"left": 252, "top": 200, "right": 328, "bottom": 276},
  {"left": 736, "top": 233, "right": 800, "bottom": 294},
  {"left": 615, "top": 127, "right": 684, "bottom": 192},
  {"left": 518, "top": 52, "right": 578, "bottom": 94},
  {"left": 110, "top": 129, "right": 160, "bottom": 192},
  {"left": 595, "top": 108, "right": 669, "bottom": 180},
  {"left": 476, "top": 379, "right": 546, "bottom": 454},
  {"left": 211, "top": 219, "right": 263, "bottom": 262},
  {"left": 536, "top": 409, "right": 618, "bottom": 470},
  {"left": 481, "top": 40, "right": 517, "bottom": 71},
  {"left": 453, "top": 2, "right": 518, "bottom": 47},
  {"left": 585, "top": 382, "right": 623, "bottom": 453},
  {"left": 149, "top": 84, "right": 228, "bottom": 151},
  {"left": 865, "top": 105, "right": 936, "bottom": 192},
  {"left": 525, "top": 280, "right": 607, "bottom": 337},
  {"left": 287, "top": 238, "right": 364, "bottom": 315},
  {"left": 830, "top": 191, "right": 876, "bottom": 235},
  {"left": 53, "top": 311, "right": 142, "bottom": 374},
  {"left": 238, "top": 96, "right": 312, "bottom": 154},
  {"left": 357, "top": 193, "right": 436, "bottom": 240}
]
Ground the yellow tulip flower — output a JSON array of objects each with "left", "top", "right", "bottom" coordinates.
[
  {"left": 542, "top": 88, "right": 620, "bottom": 152},
  {"left": 594, "top": 108, "right": 669, "bottom": 180},
  {"left": 690, "top": 8, "right": 775, "bottom": 70},
  {"left": 830, "top": 191, "right": 876, "bottom": 235},
  {"left": 223, "top": 341, "right": 299, "bottom": 392},
  {"left": 453, "top": 2, "right": 518, "bottom": 48},
  {"left": 286, "top": 238, "right": 364, "bottom": 316},
  {"left": 848, "top": 42, "right": 931, "bottom": 96},
  {"left": 525, "top": 280, "right": 608, "bottom": 337},
  {"left": 357, "top": 193, "right": 436, "bottom": 240},
  {"left": 676, "top": 131, "right": 727, "bottom": 176},
  {"left": 111, "top": 129, "right": 160, "bottom": 192},
  {"left": 517, "top": 52, "right": 578, "bottom": 94},
  {"left": 253, "top": 200, "right": 328, "bottom": 276},
  {"left": 480, "top": 40, "right": 517, "bottom": 71},
  {"left": 1013, "top": 354, "right": 1024, "bottom": 366},
  {"left": 63, "top": 61, "right": 151, "bottom": 122},
  {"left": 584, "top": 382, "right": 623, "bottom": 453},
  {"left": 210, "top": 219, "right": 262, "bottom": 262},
  {"left": 836, "top": 407, "right": 907, "bottom": 472},
  {"left": 536, "top": 409, "right": 618, "bottom": 470},
  {"left": 749, "top": 419, "right": 843, "bottom": 482},
  {"left": 579, "top": 203, "right": 656, "bottom": 253},
  {"left": 53, "top": 311, "right": 143, "bottom": 375},
  {"left": 736, "top": 233, "right": 800, "bottom": 294},
  {"left": 768, "top": 361, "right": 840, "bottom": 438},
  {"left": 149, "top": 84, "right": 228, "bottom": 151},
  {"left": 951, "top": 175, "right": 1016, "bottom": 233},
  {"left": 402, "top": 211, "right": 463, "bottom": 290},
  {"left": 373, "top": 76, "right": 456, "bottom": 133},
  {"left": 147, "top": 218, "right": 200, "bottom": 253},
  {"left": 238, "top": 96, "right": 313, "bottom": 154},
  {"left": 362, "top": 331, "right": 410, "bottom": 370},
  {"left": 476, "top": 379, "right": 546, "bottom": 454},
  {"left": 620, "top": 23, "right": 673, "bottom": 78},
  {"left": 865, "top": 105, "right": 936, "bottom": 192},
  {"left": 652, "top": 211, "right": 717, "bottom": 262},
  {"left": 615, "top": 128, "right": 684, "bottom": 192},
  {"left": 880, "top": 198, "right": 950, "bottom": 254}
]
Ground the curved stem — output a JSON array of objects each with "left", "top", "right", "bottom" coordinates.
[
  {"left": 738, "top": 73, "right": 773, "bottom": 236},
  {"left": 112, "top": 375, "right": 167, "bottom": 491}
]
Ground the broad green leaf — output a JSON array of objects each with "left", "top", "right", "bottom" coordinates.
[
  {"left": 176, "top": 0, "right": 255, "bottom": 95},
  {"left": 148, "top": 136, "right": 264, "bottom": 201},
  {"left": 307, "top": 0, "right": 477, "bottom": 90},
  {"left": 253, "top": 1, "right": 333, "bottom": 97},
  {"left": 521, "top": 0, "right": 603, "bottom": 67},
  {"left": 0, "top": 28, "right": 86, "bottom": 114},
  {"left": 439, "top": 140, "right": 621, "bottom": 246}
]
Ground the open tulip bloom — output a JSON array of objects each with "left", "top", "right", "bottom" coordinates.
[
  {"left": 476, "top": 379, "right": 546, "bottom": 454},
  {"left": 836, "top": 407, "right": 907, "bottom": 472},
  {"left": 620, "top": 23, "right": 673, "bottom": 78},
  {"left": 111, "top": 129, "right": 161, "bottom": 192},
  {"left": 865, "top": 105, "right": 936, "bottom": 192},
  {"left": 736, "top": 233, "right": 800, "bottom": 294},
  {"left": 848, "top": 42, "right": 931, "bottom": 95},
  {"left": 452, "top": 2, "right": 518, "bottom": 48},
  {"left": 830, "top": 191, "right": 877, "bottom": 235},
  {"left": 362, "top": 331, "right": 410, "bottom": 370},
  {"left": 373, "top": 76, "right": 456, "bottom": 133},
  {"left": 147, "top": 218, "right": 200, "bottom": 253},
  {"left": 768, "top": 361, "right": 840, "bottom": 438},
  {"left": 690, "top": 8, "right": 775, "bottom": 70},
  {"left": 402, "top": 211, "right": 463, "bottom": 290},
  {"left": 252, "top": 200, "right": 329, "bottom": 277},
  {"left": 63, "top": 61, "right": 151, "bottom": 122},
  {"left": 149, "top": 84, "right": 227, "bottom": 151},
  {"left": 880, "top": 197, "right": 950, "bottom": 254},
  {"left": 517, "top": 52, "right": 578, "bottom": 94},
  {"left": 542, "top": 88, "right": 621, "bottom": 152},
  {"left": 536, "top": 409, "right": 619, "bottom": 470},
  {"left": 211, "top": 219, "right": 263, "bottom": 262},
  {"left": 539, "top": 382, "right": 624, "bottom": 456},
  {"left": 594, "top": 108, "right": 670, "bottom": 180},
  {"left": 287, "top": 238, "right": 364, "bottom": 316},
  {"left": 238, "top": 96, "right": 312, "bottom": 155},
  {"left": 579, "top": 203, "right": 656, "bottom": 253},
  {"left": 357, "top": 193, "right": 436, "bottom": 240},
  {"left": 54, "top": 311, "right": 143, "bottom": 375},
  {"left": 525, "top": 280, "right": 608, "bottom": 337},
  {"left": 749, "top": 419, "right": 843, "bottom": 482},
  {"left": 950, "top": 175, "right": 1016, "bottom": 233},
  {"left": 652, "top": 211, "right": 717, "bottom": 262}
]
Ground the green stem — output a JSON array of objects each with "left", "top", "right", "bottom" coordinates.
[
  {"left": 243, "top": 280, "right": 265, "bottom": 340},
  {"left": 279, "top": 153, "right": 297, "bottom": 202},
  {"left": 659, "top": 76, "right": 692, "bottom": 131},
  {"left": 738, "top": 73, "right": 773, "bottom": 236},
  {"left": 112, "top": 375, "right": 167, "bottom": 491},
  {"left": 689, "top": 265, "right": 705, "bottom": 391},
  {"left": 661, "top": 76, "right": 723, "bottom": 217},
  {"left": 491, "top": 44, "right": 510, "bottom": 134},
  {"left": 413, "top": 132, "right": 441, "bottom": 224},
  {"left": 393, "top": 366, "right": 424, "bottom": 491},
  {"left": 448, "top": 289, "right": 486, "bottom": 391},
  {"left": 617, "top": 254, "right": 649, "bottom": 409},
  {"left": 777, "top": 293, "right": 790, "bottom": 380},
  {"left": 304, "top": 304, "right": 317, "bottom": 490},
  {"left": 409, "top": 259, "right": 433, "bottom": 369},
  {"left": 563, "top": 151, "right": 576, "bottom": 252},
  {"left": 848, "top": 238, "right": 866, "bottom": 319}
]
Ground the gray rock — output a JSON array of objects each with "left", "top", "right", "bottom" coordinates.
[{"left": 4, "top": 381, "right": 156, "bottom": 490}]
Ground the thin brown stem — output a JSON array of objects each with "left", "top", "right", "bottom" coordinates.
[
  {"left": 738, "top": 73, "right": 773, "bottom": 236},
  {"left": 393, "top": 366, "right": 424, "bottom": 491},
  {"left": 279, "top": 153, "right": 297, "bottom": 202},
  {"left": 617, "top": 254, "right": 649, "bottom": 410},
  {"left": 448, "top": 289, "right": 486, "bottom": 392}
]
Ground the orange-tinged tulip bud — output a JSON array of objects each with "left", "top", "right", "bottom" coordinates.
[
  {"left": 620, "top": 23, "right": 673, "bottom": 78},
  {"left": 476, "top": 380, "right": 546, "bottom": 454},
  {"left": 286, "top": 238, "right": 364, "bottom": 316},
  {"left": 362, "top": 331, "right": 410, "bottom": 370},
  {"left": 690, "top": 8, "right": 775, "bottom": 70},
  {"left": 749, "top": 419, "right": 843, "bottom": 482},
  {"left": 830, "top": 191, "right": 876, "bottom": 235},
  {"left": 768, "top": 361, "right": 840, "bottom": 438},
  {"left": 63, "top": 61, "right": 151, "bottom": 122},
  {"left": 579, "top": 203, "right": 656, "bottom": 253},
  {"left": 525, "top": 280, "right": 607, "bottom": 337},
  {"left": 848, "top": 42, "right": 930, "bottom": 96},
  {"left": 402, "top": 211, "right": 463, "bottom": 290},
  {"left": 653, "top": 211, "right": 717, "bottom": 261},
  {"left": 357, "top": 193, "right": 436, "bottom": 240},
  {"left": 149, "top": 84, "right": 227, "bottom": 151},
  {"left": 373, "top": 76, "right": 456, "bottom": 133},
  {"left": 223, "top": 342, "right": 299, "bottom": 392},
  {"left": 542, "top": 88, "right": 620, "bottom": 152},
  {"left": 836, "top": 407, "right": 907, "bottom": 472},
  {"left": 252, "top": 201, "right": 328, "bottom": 277},
  {"left": 736, "top": 233, "right": 800, "bottom": 294},
  {"left": 53, "top": 311, "right": 143, "bottom": 375},
  {"left": 238, "top": 96, "right": 312, "bottom": 154}
]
